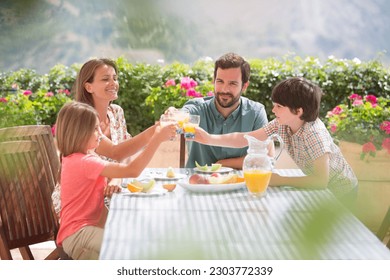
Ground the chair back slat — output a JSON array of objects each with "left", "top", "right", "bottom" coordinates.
[
  {"left": 0, "top": 125, "right": 60, "bottom": 190},
  {"left": 0, "top": 140, "right": 59, "bottom": 259}
]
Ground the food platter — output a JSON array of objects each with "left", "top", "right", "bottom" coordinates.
[
  {"left": 193, "top": 167, "right": 233, "bottom": 174},
  {"left": 150, "top": 173, "right": 187, "bottom": 181},
  {"left": 177, "top": 179, "right": 246, "bottom": 193},
  {"left": 121, "top": 189, "right": 168, "bottom": 197}
]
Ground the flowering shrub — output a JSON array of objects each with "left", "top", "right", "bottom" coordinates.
[
  {"left": 0, "top": 88, "right": 72, "bottom": 130},
  {"left": 145, "top": 76, "right": 214, "bottom": 119},
  {"left": 326, "top": 93, "right": 390, "bottom": 160}
]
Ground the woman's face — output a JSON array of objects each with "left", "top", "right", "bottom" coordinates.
[{"left": 85, "top": 64, "right": 119, "bottom": 104}]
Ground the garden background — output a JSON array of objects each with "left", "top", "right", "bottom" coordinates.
[{"left": 1, "top": 56, "right": 389, "bottom": 136}]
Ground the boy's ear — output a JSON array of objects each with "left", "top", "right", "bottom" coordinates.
[{"left": 296, "top": 107, "right": 304, "bottom": 117}]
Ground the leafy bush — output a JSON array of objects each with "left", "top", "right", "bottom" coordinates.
[
  {"left": 145, "top": 61, "right": 214, "bottom": 120},
  {"left": 46, "top": 63, "right": 79, "bottom": 93},
  {"left": 246, "top": 55, "right": 390, "bottom": 120},
  {"left": 114, "top": 57, "right": 164, "bottom": 135},
  {"left": 326, "top": 94, "right": 390, "bottom": 159},
  {"left": 0, "top": 89, "right": 72, "bottom": 128},
  {"left": 1, "top": 55, "right": 389, "bottom": 136}
]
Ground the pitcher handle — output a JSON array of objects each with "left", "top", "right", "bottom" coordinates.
[{"left": 269, "top": 134, "right": 284, "bottom": 161}]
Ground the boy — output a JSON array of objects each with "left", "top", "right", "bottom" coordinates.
[{"left": 193, "top": 77, "right": 358, "bottom": 202}]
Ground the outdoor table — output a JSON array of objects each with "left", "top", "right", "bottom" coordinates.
[{"left": 99, "top": 168, "right": 390, "bottom": 260}]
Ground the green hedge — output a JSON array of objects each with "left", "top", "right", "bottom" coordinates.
[{"left": 1, "top": 55, "right": 389, "bottom": 135}]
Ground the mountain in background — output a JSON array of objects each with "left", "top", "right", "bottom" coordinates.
[{"left": 1, "top": 0, "right": 389, "bottom": 73}]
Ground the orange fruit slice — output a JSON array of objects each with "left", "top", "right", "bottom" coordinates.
[
  {"left": 127, "top": 183, "right": 142, "bottom": 193},
  {"left": 236, "top": 177, "right": 245, "bottom": 183},
  {"left": 163, "top": 183, "right": 176, "bottom": 192}
]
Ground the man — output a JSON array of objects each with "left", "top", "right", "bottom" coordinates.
[{"left": 172, "top": 52, "right": 268, "bottom": 169}]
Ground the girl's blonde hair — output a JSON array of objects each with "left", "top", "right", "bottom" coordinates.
[{"left": 56, "top": 101, "right": 98, "bottom": 158}]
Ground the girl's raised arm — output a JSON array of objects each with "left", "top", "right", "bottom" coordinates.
[{"left": 96, "top": 123, "right": 158, "bottom": 161}]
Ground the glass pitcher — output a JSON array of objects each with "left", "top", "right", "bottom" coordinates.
[{"left": 243, "top": 134, "right": 284, "bottom": 197}]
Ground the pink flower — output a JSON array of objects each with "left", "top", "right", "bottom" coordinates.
[
  {"left": 51, "top": 124, "right": 56, "bottom": 137},
  {"left": 0, "top": 97, "right": 7, "bottom": 103},
  {"left": 45, "top": 92, "right": 54, "bottom": 97},
  {"left": 365, "top": 95, "right": 377, "bottom": 106},
  {"left": 362, "top": 142, "right": 376, "bottom": 153},
  {"left": 382, "top": 138, "right": 390, "bottom": 153},
  {"left": 58, "top": 89, "right": 71, "bottom": 96},
  {"left": 186, "top": 89, "right": 202, "bottom": 97},
  {"left": 348, "top": 93, "right": 362, "bottom": 101},
  {"left": 180, "top": 77, "right": 197, "bottom": 90},
  {"left": 331, "top": 106, "right": 343, "bottom": 115},
  {"left": 23, "top": 90, "right": 32, "bottom": 96},
  {"left": 380, "top": 121, "right": 390, "bottom": 134},
  {"left": 352, "top": 99, "right": 364, "bottom": 106},
  {"left": 207, "top": 91, "right": 214, "bottom": 96},
  {"left": 164, "top": 79, "right": 176, "bottom": 87},
  {"left": 330, "top": 124, "right": 337, "bottom": 133}
]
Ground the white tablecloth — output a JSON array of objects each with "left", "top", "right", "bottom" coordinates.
[{"left": 100, "top": 169, "right": 390, "bottom": 260}]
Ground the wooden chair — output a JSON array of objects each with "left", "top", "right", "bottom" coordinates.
[
  {"left": 0, "top": 140, "right": 60, "bottom": 260},
  {"left": 0, "top": 125, "right": 59, "bottom": 191},
  {"left": 376, "top": 206, "right": 390, "bottom": 249}
]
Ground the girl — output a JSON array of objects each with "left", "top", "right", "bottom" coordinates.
[
  {"left": 193, "top": 77, "right": 358, "bottom": 203},
  {"left": 55, "top": 101, "right": 176, "bottom": 259}
]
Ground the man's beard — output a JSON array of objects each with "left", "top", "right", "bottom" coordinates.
[{"left": 215, "top": 92, "right": 241, "bottom": 108}]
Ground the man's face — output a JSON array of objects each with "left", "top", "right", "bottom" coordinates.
[{"left": 214, "top": 67, "right": 247, "bottom": 108}]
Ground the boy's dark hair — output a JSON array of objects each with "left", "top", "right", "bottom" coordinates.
[
  {"left": 214, "top": 53, "right": 250, "bottom": 84},
  {"left": 271, "top": 77, "right": 323, "bottom": 122}
]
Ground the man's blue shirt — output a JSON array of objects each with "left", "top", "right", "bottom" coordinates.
[{"left": 183, "top": 96, "right": 268, "bottom": 168}]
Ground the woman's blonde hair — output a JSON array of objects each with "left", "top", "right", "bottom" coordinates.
[{"left": 56, "top": 101, "right": 99, "bottom": 158}]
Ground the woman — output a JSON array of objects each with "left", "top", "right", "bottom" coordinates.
[{"left": 52, "top": 58, "right": 163, "bottom": 214}]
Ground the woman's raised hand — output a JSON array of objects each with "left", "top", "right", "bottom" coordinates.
[{"left": 156, "top": 123, "right": 177, "bottom": 142}]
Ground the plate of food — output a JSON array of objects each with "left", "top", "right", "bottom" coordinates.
[
  {"left": 193, "top": 161, "right": 233, "bottom": 174},
  {"left": 122, "top": 179, "right": 168, "bottom": 196},
  {"left": 149, "top": 167, "right": 187, "bottom": 181},
  {"left": 177, "top": 173, "right": 246, "bottom": 193},
  {"left": 122, "top": 189, "right": 168, "bottom": 197}
]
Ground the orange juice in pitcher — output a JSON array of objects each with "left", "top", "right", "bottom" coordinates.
[
  {"left": 242, "top": 135, "right": 283, "bottom": 197},
  {"left": 244, "top": 170, "right": 272, "bottom": 197}
]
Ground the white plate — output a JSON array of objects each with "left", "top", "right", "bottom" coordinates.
[
  {"left": 150, "top": 173, "right": 187, "bottom": 181},
  {"left": 122, "top": 189, "right": 168, "bottom": 197},
  {"left": 177, "top": 179, "right": 246, "bottom": 193},
  {"left": 193, "top": 167, "right": 233, "bottom": 174}
]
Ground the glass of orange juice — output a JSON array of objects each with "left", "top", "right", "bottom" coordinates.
[
  {"left": 243, "top": 169, "right": 272, "bottom": 197},
  {"left": 183, "top": 114, "right": 200, "bottom": 139},
  {"left": 174, "top": 109, "right": 190, "bottom": 134}
]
